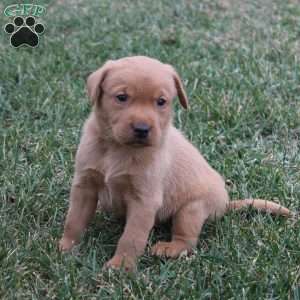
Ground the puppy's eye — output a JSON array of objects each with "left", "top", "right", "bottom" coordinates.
[
  {"left": 157, "top": 97, "right": 167, "bottom": 107},
  {"left": 116, "top": 94, "right": 128, "bottom": 102}
]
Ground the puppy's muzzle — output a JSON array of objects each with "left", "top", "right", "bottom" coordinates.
[{"left": 131, "top": 122, "right": 151, "bottom": 140}]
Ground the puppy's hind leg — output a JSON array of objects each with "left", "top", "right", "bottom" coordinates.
[{"left": 151, "top": 201, "right": 209, "bottom": 258}]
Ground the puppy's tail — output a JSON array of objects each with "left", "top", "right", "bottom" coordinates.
[{"left": 227, "top": 199, "right": 291, "bottom": 217}]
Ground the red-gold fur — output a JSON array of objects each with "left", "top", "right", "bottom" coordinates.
[{"left": 59, "top": 56, "right": 290, "bottom": 271}]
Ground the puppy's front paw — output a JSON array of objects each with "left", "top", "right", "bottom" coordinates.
[
  {"left": 104, "top": 254, "right": 136, "bottom": 272},
  {"left": 151, "top": 240, "right": 192, "bottom": 258},
  {"left": 59, "top": 237, "right": 76, "bottom": 252}
]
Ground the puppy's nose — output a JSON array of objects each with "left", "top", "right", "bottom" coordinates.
[{"left": 132, "top": 122, "right": 151, "bottom": 139}]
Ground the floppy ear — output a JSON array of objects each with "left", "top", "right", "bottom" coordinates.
[
  {"left": 166, "top": 65, "right": 188, "bottom": 109},
  {"left": 86, "top": 60, "right": 113, "bottom": 105},
  {"left": 173, "top": 71, "right": 189, "bottom": 109}
]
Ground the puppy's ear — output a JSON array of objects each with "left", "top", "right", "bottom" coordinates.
[
  {"left": 86, "top": 60, "right": 114, "bottom": 105},
  {"left": 166, "top": 65, "right": 188, "bottom": 109},
  {"left": 173, "top": 71, "right": 189, "bottom": 109}
]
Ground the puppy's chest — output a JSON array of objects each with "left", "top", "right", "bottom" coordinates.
[{"left": 98, "top": 175, "right": 130, "bottom": 217}]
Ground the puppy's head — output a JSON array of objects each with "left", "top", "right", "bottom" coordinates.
[{"left": 87, "top": 56, "right": 188, "bottom": 147}]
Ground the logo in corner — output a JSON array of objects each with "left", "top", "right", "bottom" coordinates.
[{"left": 3, "top": 4, "right": 46, "bottom": 48}]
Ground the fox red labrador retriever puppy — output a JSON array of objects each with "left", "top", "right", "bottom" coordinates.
[{"left": 59, "top": 56, "right": 290, "bottom": 271}]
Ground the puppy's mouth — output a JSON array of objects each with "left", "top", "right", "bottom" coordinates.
[{"left": 125, "top": 139, "right": 152, "bottom": 147}]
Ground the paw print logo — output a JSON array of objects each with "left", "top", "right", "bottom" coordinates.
[{"left": 4, "top": 16, "right": 45, "bottom": 48}]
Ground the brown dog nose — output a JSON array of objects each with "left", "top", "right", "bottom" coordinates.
[{"left": 132, "top": 122, "right": 151, "bottom": 139}]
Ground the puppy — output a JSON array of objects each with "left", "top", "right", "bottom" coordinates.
[{"left": 59, "top": 56, "right": 290, "bottom": 271}]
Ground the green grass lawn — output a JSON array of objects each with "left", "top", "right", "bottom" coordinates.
[{"left": 1, "top": 0, "right": 300, "bottom": 298}]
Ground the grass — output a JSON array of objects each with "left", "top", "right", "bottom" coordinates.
[{"left": 0, "top": 0, "right": 300, "bottom": 298}]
